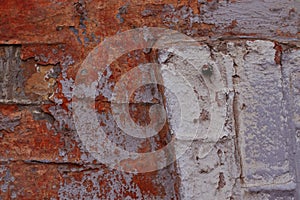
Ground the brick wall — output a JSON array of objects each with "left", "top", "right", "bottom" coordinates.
[{"left": 0, "top": 1, "right": 299, "bottom": 199}]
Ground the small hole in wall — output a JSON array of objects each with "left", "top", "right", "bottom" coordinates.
[
  {"left": 241, "top": 103, "right": 246, "bottom": 110},
  {"left": 217, "top": 149, "right": 222, "bottom": 157},
  {"left": 201, "top": 64, "right": 213, "bottom": 77},
  {"left": 217, "top": 149, "right": 224, "bottom": 165}
]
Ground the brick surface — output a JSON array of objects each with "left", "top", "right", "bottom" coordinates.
[
  {"left": 0, "top": 0, "right": 300, "bottom": 199},
  {"left": 236, "top": 40, "right": 292, "bottom": 186}
]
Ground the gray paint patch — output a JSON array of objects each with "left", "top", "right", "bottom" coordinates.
[
  {"left": 201, "top": 0, "right": 300, "bottom": 36},
  {"left": 0, "top": 113, "right": 20, "bottom": 132},
  {"left": 0, "top": 46, "right": 25, "bottom": 103}
]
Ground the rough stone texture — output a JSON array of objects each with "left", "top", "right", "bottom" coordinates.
[{"left": 0, "top": 0, "right": 300, "bottom": 199}]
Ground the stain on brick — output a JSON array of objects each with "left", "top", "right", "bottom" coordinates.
[{"left": 0, "top": 46, "right": 22, "bottom": 103}]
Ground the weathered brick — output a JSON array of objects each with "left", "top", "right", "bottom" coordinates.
[
  {"left": 0, "top": 0, "right": 77, "bottom": 44},
  {"left": 282, "top": 49, "right": 300, "bottom": 198},
  {"left": 58, "top": 164, "right": 180, "bottom": 199},
  {"left": 0, "top": 162, "right": 63, "bottom": 200},
  {"left": 1, "top": 0, "right": 300, "bottom": 199},
  {"left": 0, "top": 45, "right": 59, "bottom": 104},
  {"left": 0, "top": 46, "right": 22, "bottom": 103},
  {"left": 234, "top": 40, "right": 295, "bottom": 190}
]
